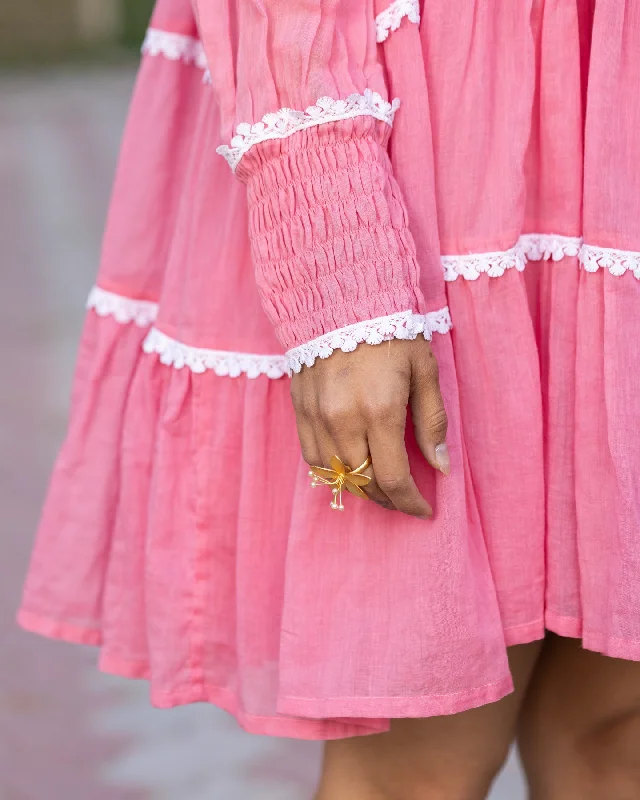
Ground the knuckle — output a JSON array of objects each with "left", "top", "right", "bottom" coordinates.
[
  {"left": 290, "top": 386, "right": 311, "bottom": 417},
  {"left": 363, "top": 396, "right": 403, "bottom": 423},
  {"left": 373, "top": 498, "right": 395, "bottom": 511},
  {"left": 320, "top": 401, "right": 356, "bottom": 432},
  {"left": 300, "top": 448, "right": 316, "bottom": 466},
  {"left": 376, "top": 473, "right": 410, "bottom": 495},
  {"left": 304, "top": 400, "right": 320, "bottom": 421},
  {"left": 297, "top": 396, "right": 318, "bottom": 421},
  {"left": 428, "top": 407, "right": 448, "bottom": 440}
]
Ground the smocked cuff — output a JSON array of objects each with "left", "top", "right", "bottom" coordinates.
[{"left": 242, "top": 117, "right": 426, "bottom": 351}]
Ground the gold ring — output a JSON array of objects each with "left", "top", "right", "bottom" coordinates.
[{"left": 308, "top": 456, "right": 372, "bottom": 511}]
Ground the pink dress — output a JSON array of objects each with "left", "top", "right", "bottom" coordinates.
[{"left": 19, "top": 0, "right": 640, "bottom": 739}]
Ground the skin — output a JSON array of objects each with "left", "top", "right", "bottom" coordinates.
[
  {"left": 292, "top": 338, "right": 450, "bottom": 519},
  {"left": 314, "top": 643, "right": 543, "bottom": 800},
  {"left": 313, "top": 637, "right": 640, "bottom": 800},
  {"left": 292, "top": 344, "right": 640, "bottom": 799},
  {"left": 518, "top": 634, "right": 640, "bottom": 800}
]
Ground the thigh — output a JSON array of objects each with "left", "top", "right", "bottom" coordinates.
[
  {"left": 316, "top": 642, "right": 542, "bottom": 800},
  {"left": 518, "top": 633, "right": 640, "bottom": 800}
]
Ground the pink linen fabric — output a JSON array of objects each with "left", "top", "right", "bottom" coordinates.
[{"left": 18, "top": 0, "right": 640, "bottom": 740}]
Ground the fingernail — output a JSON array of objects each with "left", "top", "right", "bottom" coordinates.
[{"left": 435, "top": 443, "right": 450, "bottom": 476}]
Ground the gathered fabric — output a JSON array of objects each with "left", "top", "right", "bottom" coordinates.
[
  {"left": 244, "top": 120, "right": 425, "bottom": 349},
  {"left": 18, "top": 0, "right": 640, "bottom": 739}
]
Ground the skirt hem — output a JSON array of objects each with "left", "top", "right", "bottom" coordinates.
[
  {"left": 278, "top": 676, "right": 514, "bottom": 720},
  {"left": 18, "top": 606, "right": 514, "bottom": 723},
  {"left": 503, "top": 619, "right": 545, "bottom": 646},
  {"left": 17, "top": 608, "right": 386, "bottom": 740},
  {"left": 546, "top": 611, "right": 640, "bottom": 661},
  {"left": 21, "top": 608, "right": 640, "bottom": 735}
]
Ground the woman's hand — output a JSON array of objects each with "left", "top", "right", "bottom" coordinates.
[{"left": 291, "top": 339, "right": 450, "bottom": 518}]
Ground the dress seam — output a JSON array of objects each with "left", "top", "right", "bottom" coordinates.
[{"left": 283, "top": 675, "right": 511, "bottom": 703}]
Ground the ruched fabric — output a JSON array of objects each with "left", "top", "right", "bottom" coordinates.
[{"left": 244, "top": 121, "right": 424, "bottom": 348}]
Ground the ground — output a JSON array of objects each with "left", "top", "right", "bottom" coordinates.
[{"left": 0, "top": 67, "right": 525, "bottom": 800}]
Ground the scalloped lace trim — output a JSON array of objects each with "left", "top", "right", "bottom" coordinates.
[
  {"left": 87, "top": 287, "right": 159, "bottom": 327},
  {"left": 141, "top": 28, "right": 208, "bottom": 70},
  {"left": 520, "top": 234, "right": 582, "bottom": 262},
  {"left": 443, "top": 234, "right": 584, "bottom": 281},
  {"left": 580, "top": 243, "right": 640, "bottom": 279},
  {"left": 286, "top": 308, "right": 452, "bottom": 374},
  {"left": 375, "top": 0, "right": 421, "bottom": 43},
  {"left": 143, "top": 328, "right": 288, "bottom": 379},
  {"left": 217, "top": 89, "right": 401, "bottom": 172},
  {"left": 442, "top": 244, "right": 526, "bottom": 282}
]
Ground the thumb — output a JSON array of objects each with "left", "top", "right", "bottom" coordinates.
[{"left": 409, "top": 347, "right": 450, "bottom": 476}]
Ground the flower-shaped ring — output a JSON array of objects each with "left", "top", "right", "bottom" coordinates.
[{"left": 308, "top": 456, "right": 372, "bottom": 511}]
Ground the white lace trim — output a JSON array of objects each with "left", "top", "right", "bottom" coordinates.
[
  {"left": 520, "top": 234, "right": 582, "bottom": 262},
  {"left": 443, "top": 234, "right": 584, "bottom": 281},
  {"left": 141, "top": 28, "right": 208, "bottom": 71},
  {"left": 442, "top": 244, "right": 526, "bottom": 282},
  {"left": 143, "top": 328, "right": 288, "bottom": 379},
  {"left": 579, "top": 243, "right": 640, "bottom": 279},
  {"left": 87, "top": 287, "right": 159, "bottom": 327},
  {"left": 217, "top": 89, "right": 401, "bottom": 172},
  {"left": 88, "top": 233, "right": 640, "bottom": 383},
  {"left": 375, "top": 0, "right": 421, "bottom": 43},
  {"left": 286, "top": 307, "right": 452, "bottom": 374}
]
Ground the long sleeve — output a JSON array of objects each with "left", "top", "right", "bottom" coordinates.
[{"left": 194, "top": 0, "right": 429, "bottom": 367}]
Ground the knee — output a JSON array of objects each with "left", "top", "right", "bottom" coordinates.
[
  {"left": 318, "top": 733, "right": 510, "bottom": 800},
  {"left": 376, "top": 744, "right": 510, "bottom": 800},
  {"left": 577, "top": 708, "right": 640, "bottom": 797}
]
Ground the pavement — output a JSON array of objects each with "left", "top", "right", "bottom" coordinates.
[{"left": 0, "top": 67, "right": 526, "bottom": 800}]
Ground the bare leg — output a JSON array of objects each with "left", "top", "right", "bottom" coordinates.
[
  {"left": 315, "top": 642, "right": 542, "bottom": 800},
  {"left": 518, "top": 633, "right": 640, "bottom": 799}
]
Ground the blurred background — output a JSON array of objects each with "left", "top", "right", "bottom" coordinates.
[
  {"left": 0, "top": 2, "right": 525, "bottom": 798},
  {"left": 1, "top": 0, "right": 154, "bottom": 62}
]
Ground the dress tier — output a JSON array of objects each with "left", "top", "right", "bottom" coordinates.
[{"left": 19, "top": 0, "right": 640, "bottom": 739}]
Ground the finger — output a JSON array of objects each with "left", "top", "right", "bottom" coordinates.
[
  {"left": 319, "top": 400, "right": 396, "bottom": 509},
  {"left": 317, "top": 416, "right": 394, "bottom": 511},
  {"left": 313, "top": 426, "right": 347, "bottom": 509},
  {"left": 410, "top": 346, "right": 450, "bottom": 476},
  {"left": 348, "top": 460, "right": 394, "bottom": 510},
  {"left": 368, "top": 419, "right": 433, "bottom": 519},
  {"left": 331, "top": 435, "right": 394, "bottom": 510},
  {"left": 291, "top": 374, "right": 323, "bottom": 467},
  {"left": 295, "top": 414, "right": 322, "bottom": 467}
]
